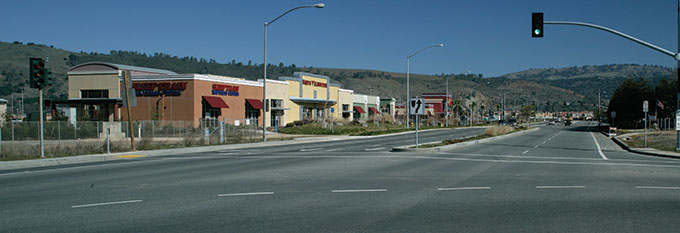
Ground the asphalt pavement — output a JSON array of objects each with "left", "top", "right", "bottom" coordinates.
[{"left": 3, "top": 122, "right": 680, "bottom": 232}]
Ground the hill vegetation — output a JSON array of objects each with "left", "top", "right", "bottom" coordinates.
[{"left": 0, "top": 41, "right": 672, "bottom": 118}]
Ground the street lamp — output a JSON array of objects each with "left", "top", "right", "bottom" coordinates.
[
  {"left": 263, "top": 3, "right": 324, "bottom": 142},
  {"left": 405, "top": 43, "right": 444, "bottom": 128}
]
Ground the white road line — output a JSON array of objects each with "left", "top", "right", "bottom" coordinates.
[
  {"left": 217, "top": 192, "right": 274, "bottom": 197},
  {"left": 299, "top": 148, "right": 323, "bottom": 152},
  {"left": 589, "top": 131, "right": 609, "bottom": 160},
  {"left": 365, "top": 147, "right": 386, "bottom": 151},
  {"left": 534, "top": 145, "right": 539, "bottom": 148},
  {"left": 635, "top": 186, "right": 680, "bottom": 190},
  {"left": 522, "top": 150, "right": 529, "bottom": 154},
  {"left": 542, "top": 141, "right": 547, "bottom": 144},
  {"left": 332, "top": 189, "right": 387, "bottom": 193},
  {"left": 437, "top": 187, "right": 491, "bottom": 191},
  {"left": 536, "top": 186, "right": 586, "bottom": 189},
  {"left": 71, "top": 199, "right": 142, "bottom": 208},
  {"left": 326, "top": 148, "right": 342, "bottom": 152}
]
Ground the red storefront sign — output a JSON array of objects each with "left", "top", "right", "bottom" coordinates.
[
  {"left": 133, "top": 82, "right": 187, "bottom": 96},
  {"left": 212, "top": 84, "right": 240, "bottom": 96},
  {"left": 302, "top": 79, "right": 327, "bottom": 88}
]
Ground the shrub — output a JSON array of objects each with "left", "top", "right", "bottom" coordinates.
[{"left": 484, "top": 126, "right": 514, "bottom": 136}]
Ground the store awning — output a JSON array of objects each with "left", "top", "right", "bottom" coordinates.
[
  {"left": 289, "top": 97, "right": 337, "bottom": 104},
  {"left": 203, "top": 96, "right": 229, "bottom": 108},
  {"left": 246, "top": 99, "right": 263, "bottom": 109},
  {"left": 368, "top": 107, "right": 380, "bottom": 114},
  {"left": 354, "top": 106, "right": 366, "bottom": 114}
]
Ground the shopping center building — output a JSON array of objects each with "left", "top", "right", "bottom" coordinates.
[{"left": 61, "top": 62, "right": 364, "bottom": 128}]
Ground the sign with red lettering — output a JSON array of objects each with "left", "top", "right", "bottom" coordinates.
[
  {"left": 302, "top": 79, "right": 327, "bottom": 88},
  {"left": 133, "top": 82, "right": 187, "bottom": 96},
  {"left": 212, "top": 84, "right": 240, "bottom": 96}
]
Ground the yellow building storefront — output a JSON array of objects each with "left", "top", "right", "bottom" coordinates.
[{"left": 279, "top": 72, "right": 351, "bottom": 125}]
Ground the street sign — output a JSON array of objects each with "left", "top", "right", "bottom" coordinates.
[
  {"left": 122, "top": 88, "right": 137, "bottom": 107},
  {"left": 410, "top": 98, "right": 425, "bottom": 115},
  {"left": 676, "top": 110, "right": 680, "bottom": 131},
  {"left": 611, "top": 111, "right": 616, "bottom": 118},
  {"left": 643, "top": 100, "right": 648, "bottom": 113},
  {"left": 330, "top": 107, "right": 334, "bottom": 113}
]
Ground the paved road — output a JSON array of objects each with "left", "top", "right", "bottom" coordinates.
[{"left": 3, "top": 122, "right": 680, "bottom": 232}]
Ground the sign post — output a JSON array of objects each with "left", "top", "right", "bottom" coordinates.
[
  {"left": 643, "top": 100, "right": 648, "bottom": 147},
  {"left": 410, "top": 98, "right": 425, "bottom": 147}
]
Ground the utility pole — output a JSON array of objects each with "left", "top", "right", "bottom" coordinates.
[
  {"left": 677, "top": 0, "right": 680, "bottom": 150},
  {"left": 445, "top": 76, "right": 449, "bottom": 127},
  {"left": 123, "top": 71, "right": 135, "bottom": 150},
  {"left": 598, "top": 88, "right": 601, "bottom": 126}
]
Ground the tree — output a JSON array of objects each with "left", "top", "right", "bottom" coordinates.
[
  {"left": 519, "top": 104, "right": 536, "bottom": 122},
  {"left": 607, "top": 78, "right": 653, "bottom": 128},
  {"left": 654, "top": 78, "right": 676, "bottom": 118}
]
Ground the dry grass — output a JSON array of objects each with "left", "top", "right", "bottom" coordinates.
[
  {"left": 484, "top": 126, "right": 515, "bottom": 136},
  {"left": 628, "top": 130, "right": 677, "bottom": 152}
]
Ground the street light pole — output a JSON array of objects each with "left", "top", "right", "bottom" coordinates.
[
  {"left": 445, "top": 75, "right": 449, "bottom": 127},
  {"left": 405, "top": 43, "right": 444, "bottom": 129},
  {"left": 262, "top": 3, "right": 324, "bottom": 142}
]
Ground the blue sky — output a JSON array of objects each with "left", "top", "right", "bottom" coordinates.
[{"left": 1, "top": 0, "right": 677, "bottom": 77}]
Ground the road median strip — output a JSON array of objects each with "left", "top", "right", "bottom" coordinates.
[{"left": 392, "top": 126, "right": 538, "bottom": 152}]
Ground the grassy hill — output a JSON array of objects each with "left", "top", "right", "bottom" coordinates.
[{"left": 1, "top": 41, "right": 670, "bottom": 117}]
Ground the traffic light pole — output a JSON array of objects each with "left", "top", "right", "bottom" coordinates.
[{"left": 39, "top": 89, "right": 44, "bottom": 158}]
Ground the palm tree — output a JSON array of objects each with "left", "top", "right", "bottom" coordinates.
[{"left": 453, "top": 100, "right": 463, "bottom": 126}]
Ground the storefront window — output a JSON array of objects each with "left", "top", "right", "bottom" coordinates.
[
  {"left": 81, "top": 90, "right": 109, "bottom": 99},
  {"left": 202, "top": 100, "right": 221, "bottom": 119},
  {"left": 302, "top": 107, "right": 313, "bottom": 120},
  {"left": 245, "top": 102, "right": 260, "bottom": 120}
]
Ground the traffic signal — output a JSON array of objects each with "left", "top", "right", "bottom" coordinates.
[
  {"left": 532, "top": 12, "right": 543, "bottom": 37},
  {"left": 29, "top": 58, "right": 45, "bottom": 89},
  {"left": 29, "top": 57, "right": 51, "bottom": 89}
]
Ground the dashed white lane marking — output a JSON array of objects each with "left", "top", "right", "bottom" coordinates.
[
  {"left": 326, "top": 148, "right": 342, "bottom": 152},
  {"left": 438, "top": 187, "right": 491, "bottom": 191},
  {"left": 635, "top": 186, "right": 680, "bottom": 190},
  {"left": 365, "top": 147, "right": 386, "bottom": 151},
  {"left": 536, "top": 186, "right": 586, "bottom": 189},
  {"left": 534, "top": 145, "right": 539, "bottom": 148},
  {"left": 299, "top": 148, "right": 323, "bottom": 152},
  {"left": 522, "top": 150, "right": 529, "bottom": 154},
  {"left": 71, "top": 199, "right": 143, "bottom": 208},
  {"left": 542, "top": 141, "right": 547, "bottom": 144},
  {"left": 218, "top": 192, "right": 274, "bottom": 197},
  {"left": 589, "top": 131, "right": 609, "bottom": 160},
  {"left": 332, "top": 189, "right": 387, "bottom": 193}
]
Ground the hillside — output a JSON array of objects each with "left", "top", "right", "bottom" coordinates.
[
  {"left": 499, "top": 64, "right": 675, "bottom": 105},
  {"left": 2, "top": 41, "right": 667, "bottom": 117}
]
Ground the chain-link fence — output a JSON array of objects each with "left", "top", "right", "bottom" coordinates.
[{"left": 0, "top": 119, "right": 261, "bottom": 159}]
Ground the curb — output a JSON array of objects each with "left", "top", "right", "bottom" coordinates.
[
  {"left": 611, "top": 134, "right": 680, "bottom": 159},
  {"left": 392, "top": 127, "right": 540, "bottom": 152}
]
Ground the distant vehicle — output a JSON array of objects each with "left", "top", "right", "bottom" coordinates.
[
  {"left": 498, "top": 120, "right": 508, "bottom": 126},
  {"left": 508, "top": 119, "right": 518, "bottom": 126},
  {"left": 564, "top": 120, "right": 572, "bottom": 126},
  {"left": 547, "top": 120, "right": 555, "bottom": 125}
]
